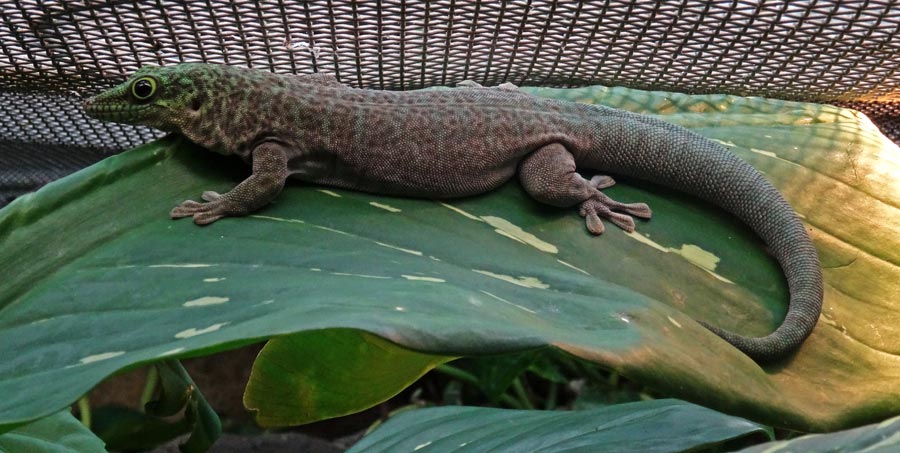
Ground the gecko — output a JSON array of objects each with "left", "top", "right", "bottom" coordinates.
[{"left": 83, "top": 63, "right": 823, "bottom": 363}]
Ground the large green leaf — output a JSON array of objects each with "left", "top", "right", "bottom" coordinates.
[
  {"left": 0, "top": 411, "right": 106, "bottom": 453},
  {"left": 739, "top": 412, "right": 900, "bottom": 452},
  {"left": 244, "top": 328, "right": 453, "bottom": 427},
  {"left": 0, "top": 86, "right": 898, "bottom": 432},
  {"left": 347, "top": 399, "right": 771, "bottom": 452}
]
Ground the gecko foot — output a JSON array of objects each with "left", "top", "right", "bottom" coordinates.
[
  {"left": 578, "top": 192, "right": 652, "bottom": 235},
  {"left": 589, "top": 175, "right": 616, "bottom": 190},
  {"left": 170, "top": 191, "right": 232, "bottom": 225}
]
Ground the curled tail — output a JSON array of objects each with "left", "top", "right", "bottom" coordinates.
[{"left": 585, "top": 109, "right": 824, "bottom": 363}]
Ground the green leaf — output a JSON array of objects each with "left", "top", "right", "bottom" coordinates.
[
  {"left": 243, "top": 328, "right": 452, "bottom": 427},
  {"left": 1, "top": 86, "right": 898, "bottom": 432},
  {"left": 91, "top": 406, "right": 189, "bottom": 452},
  {"left": 347, "top": 399, "right": 771, "bottom": 452},
  {"left": 0, "top": 411, "right": 106, "bottom": 453},
  {"left": 146, "top": 361, "right": 221, "bottom": 453},
  {"left": 739, "top": 413, "right": 900, "bottom": 452}
]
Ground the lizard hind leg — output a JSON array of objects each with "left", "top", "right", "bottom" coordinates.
[{"left": 518, "top": 143, "right": 652, "bottom": 235}]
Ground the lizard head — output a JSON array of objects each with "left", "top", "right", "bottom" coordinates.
[{"left": 84, "top": 64, "right": 211, "bottom": 132}]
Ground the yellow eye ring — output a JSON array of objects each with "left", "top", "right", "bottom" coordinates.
[{"left": 131, "top": 77, "right": 157, "bottom": 101}]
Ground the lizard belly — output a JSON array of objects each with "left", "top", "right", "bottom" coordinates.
[{"left": 288, "top": 145, "right": 520, "bottom": 199}]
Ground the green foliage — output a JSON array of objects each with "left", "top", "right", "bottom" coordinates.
[
  {"left": 244, "top": 329, "right": 452, "bottom": 427},
  {"left": 348, "top": 399, "right": 772, "bottom": 452},
  {"left": 145, "top": 361, "right": 221, "bottom": 453},
  {"left": 83, "top": 361, "right": 219, "bottom": 452},
  {"left": 0, "top": 84, "right": 897, "bottom": 453},
  {"left": 431, "top": 349, "right": 653, "bottom": 411},
  {"left": 739, "top": 412, "right": 900, "bottom": 452},
  {"left": 0, "top": 411, "right": 106, "bottom": 453}
]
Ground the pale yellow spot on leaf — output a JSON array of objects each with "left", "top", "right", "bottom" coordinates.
[
  {"left": 203, "top": 277, "right": 226, "bottom": 283},
  {"left": 149, "top": 263, "right": 215, "bottom": 268},
  {"left": 175, "top": 322, "right": 229, "bottom": 339},
  {"left": 395, "top": 306, "right": 406, "bottom": 312},
  {"left": 374, "top": 241, "right": 423, "bottom": 256},
  {"left": 479, "top": 290, "right": 537, "bottom": 314},
  {"left": 440, "top": 203, "right": 484, "bottom": 221},
  {"left": 556, "top": 259, "right": 590, "bottom": 275},
  {"left": 401, "top": 275, "right": 446, "bottom": 283},
  {"left": 306, "top": 223, "right": 354, "bottom": 236},
  {"left": 687, "top": 102, "right": 709, "bottom": 113},
  {"left": 667, "top": 316, "right": 683, "bottom": 328},
  {"left": 369, "top": 202, "right": 402, "bottom": 212},
  {"left": 158, "top": 347, "right": 185, "bottom": 357},
  {"left": 677, "top": 244, "right": 720, "bottom": 272},
  {"left": 481, "top": 216, "right": 558, "bottom": 254},
  {"left": 473, "top": 270, "right": 549, "bottom": 289},
  {"left": 310, "top": 268, "right": 322, "bottom": 272},
  {"left": 414, "top": 441, "right": 432, "bottom": 450},
  {"left": 79, "top": 351, "right": 125, "bottom": 364},
  {"left": 251, "top": 214, "right": 305, "bottom": 224},
  {"left": 332, "top": 272, "right": 392, "bottom": 279},
  {"left": 317, "top": 189, "right": 342, "bottom": 197},
  {"left": 750, "top": 148, "right": 801, "bottom": 167},
  {"left": 710, "top": 139, "right": 736, "bottom": 147},
  {"left": 183, "top": 296, "right": 230, "bottom": 307},
  {"left": 625, "top": 232, "right": 733, "bottom": 284}
]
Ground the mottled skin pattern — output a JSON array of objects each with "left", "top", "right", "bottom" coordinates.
[{"left": 84, "top": 63, "right": 823, "bottom": 363}]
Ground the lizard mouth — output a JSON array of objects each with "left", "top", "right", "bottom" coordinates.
[{"left": 83, "top": 98, "right": 154, "bottom": 124}]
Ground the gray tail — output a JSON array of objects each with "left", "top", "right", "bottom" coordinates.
[{"left": 586, "top": 111, "right": 824, "bottom": 363}]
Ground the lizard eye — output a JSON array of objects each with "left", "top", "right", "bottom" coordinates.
[{"left": 131, "top": 77, "right": 157, "bottom": 101}]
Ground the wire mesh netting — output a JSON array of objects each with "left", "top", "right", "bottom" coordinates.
[{"left": 1, "top": 0, "right": 898, "bottom": 204}]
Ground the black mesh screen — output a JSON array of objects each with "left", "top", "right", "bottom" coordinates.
[{"left": 2, "top": 1, "right": 899, "bottom": 204}]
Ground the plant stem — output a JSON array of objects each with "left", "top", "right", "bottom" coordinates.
[
  {"left": 499, "top": 393, "right": 524, "bottom": 409},
  {"left": 435, "top": 364, "right": 479, "bottom": 386},
  {"left": 140, "top": 365, "right": 159, "bottom": 410},
  {"left": 545, "top": 383, "right": 558, "bottom": 410},
  {"left": 77, "top": 396, "right": 91, "bottom": 428},
  {"left": 511, "top": 378, "right": 534, "bottom": 410}
]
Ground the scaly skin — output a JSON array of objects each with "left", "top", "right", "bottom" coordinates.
[{"left": 83, "top": 63, "right": 823, "bottom": 363}]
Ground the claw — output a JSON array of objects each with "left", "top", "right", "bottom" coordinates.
[
  {"left": 170, "top": 196, "right": 229, "bottom": 225},
  {"left": 607, "top": 212, "right": 636, "bottom": 232},
  {"left": 578, "top": 192, "right": 648, "bottom": 235},
  {"left": 622, "top": 202, "right": 652, "bottom": 219},
  {"left": 202, "top": 191, "right": 223, "bottom": 202},
  {"left": 193, "top": 211, "right": 225, "bottom": 225},
  {"left": 589, "top": 175, "right": 616, "bottom": 190},
  {"left": 170, "top": 200, "right": 204, "bottom": 219},
  {"left": 584, "top": 211, "right": 605, "bottom": 235}
]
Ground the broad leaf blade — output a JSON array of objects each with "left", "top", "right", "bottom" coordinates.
[
  {"left": 0, "top": 86, "right": 897, "bottom": 432},
  {"left": 347, "top": 399, "right": 771, "bottom": 453},
  {"left": 740, "top": 413, "right": 900, "bottom": 452},
  {"left": 0, "top": 411, "right": 106, "bottom": 453},
  {"left": 244, "top": 328, "right": 453, "bottom": 427}
]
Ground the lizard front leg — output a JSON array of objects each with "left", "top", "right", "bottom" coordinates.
[
  {"left": 171, "top": 141, "right": 290, "bottom": 225},
  {"left": 518, "top": 143, "right": 652, "bottom": 234}
]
